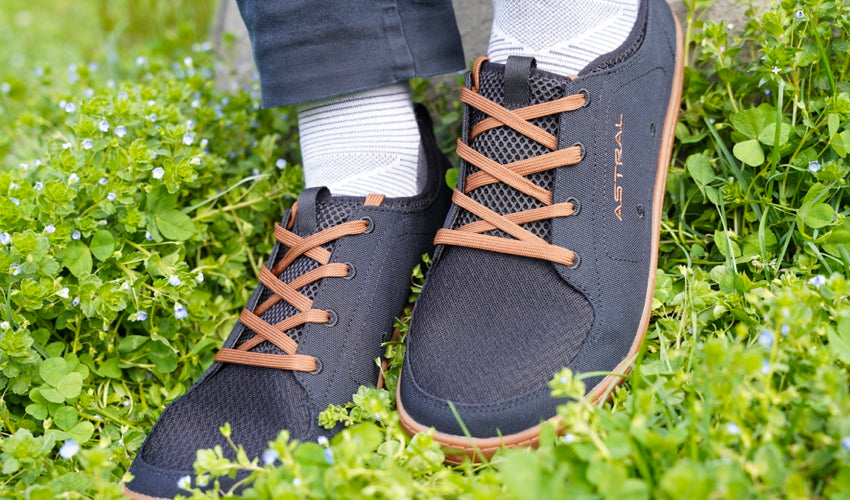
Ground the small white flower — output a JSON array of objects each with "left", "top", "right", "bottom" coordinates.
[
  {"left": 200, "top": 138, "right": 208, "bottom": 148},
  {"left": 174, "top": 303, "right": 188, "bottom": 319},
  {"left": 82, "top": 139, "right": 93, "bottom": 150},
  {"left": 276, "top": 158, "right": 287, "bottom": 170},
  {"left": 98, "top": 120, "right": 110, "bottom": 132},
  {"left": 19, "top": 163, "right": 28, "bottom": 171},
  {"left": 98, "top": 177, "right": 108, "bottom": 185},
  {"left": 72, "top": 297, "right": 80, "bottom": 307},
  {"left": 62, "top": 142, "right": 72, "bottom": 150},
  {"left": 726, "top": 23, "right": 734, "bottom": 30},
  {"left": 0, "top": 321, "right": 10, "bottom": 330},
  {"left": 0, "top": 233, "right": 10, "bottom": 245},
  {"left": 190, "top": 157, "right": 201, "bottom": 166},
  {"left": 59, "top": 439, "right": 79, "bottom": 458},
  {"left": 9, "top": 197, "right": 19, "bottom": 206},
  {"left": 176, "top": 475, "right": 191, "bottom": 490},
  {"left": 772, "top": 66, "right": 781, "bottom": 75},
  {"left": 147, "top": 100, "right": 156, "bottom": 107},
  {"left": 64, "top": 102, "right": 76, "bottom": 113},
  {"left": 136, "top": 56, "right": 147, "bottom": 67},
  {"left": 9, "top": 183, "right": 18, "bottom": 191},
  {"left": 186, "top": 119, "right": 195, "bottom": 129},
  {"left": 842, "top": 436, "right": 850, "bottom": 451},
  {"left": 32, "top": 159, "right": 41, "bottom": 168},
  {"left": 760, "top": 360, "right": 771, "bottom": 375},
  {"left": 184, "top": 56, "right": 194, "bottom": 67},
  {"left": 262, "top": 449, "right": 279, "bottom": 465},
  {"left": 317, "top": 436, "right": 329, "bottom": 446},
  {"left": 809, "top": 274, "right": 826, "bottom": 286},
  {"left": 115, "top": 125, "right": 127, "bottom": 138},
  {"left": 106, "top": 193, "right": 117, "bottom": 201},
  {"left": 196, "top": 475, "right": 209, "bottom": 487},
  {"left": 71, "top": 231, "right": 81, "bottom": 240},
  {"left": 190, "top": 99, "right": 200, "bottom": 108},
  {"left": 152, "top": 167, "right": 165, "bottom": 179},
  {"left": 135, "top": 311, "right": 148, "bottom": 321},
  {"left": 182, "top": 133, "right": 194, "bottom": 145},
  {"left": 195, "top": 272, "right": 204, "bottom": 283},
  {"left": 168, "top": 275, "right": 182, "bottom": 286},
  {"left": 758, "top": 330, "right": 774, "bottom": 348},
  {"left": 561, "top": 433, "right": 576, "bottom": 444},
  {"left": 808, "top": 161, "right": 821, "bottom": 173},
  {"left": 726, "top": 422, "right": 740, "bottom": 435},
  {"left": 56, "top": 287, "right": 70, "bottom": 299},
  {"left": 34, "top": 182, "right": 43, "bottom": 191},
  {"left": 0, "top": 82, "right": 9, "bottom": 95},
  {"left": 68, "top": 173, "right": 79, "bottom": 184},
  {"left": 44, "top": 224, "right": 55, "bottom": 235},
  {"left": 59, "top": 100, "right": 67, "bottom": 109}
]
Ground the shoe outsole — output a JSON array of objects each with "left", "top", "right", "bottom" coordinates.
[
  {"left": 396, "top": 12, "right": 685, "bottom": 464},
  {"left": 123, "top": 487, "right": 170, "bottom": 500}
]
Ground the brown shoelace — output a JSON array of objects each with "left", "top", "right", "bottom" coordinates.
[
  {"left": 215, "top": 194, "right": 385, "bottom": 371},
  {"left": 434, "top": 57, "right": 585, "bottom": 266}
]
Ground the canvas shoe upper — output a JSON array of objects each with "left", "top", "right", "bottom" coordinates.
[
  {"left": 397, "top": 0, "right": 684, "bottom": 461},
  {"left": 125, "top": 105, "right": 451, "bottom": 499}
]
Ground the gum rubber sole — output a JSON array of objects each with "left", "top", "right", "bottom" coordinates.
[{"left": 396, "top": 12, "right": 686, "bottom": 464}]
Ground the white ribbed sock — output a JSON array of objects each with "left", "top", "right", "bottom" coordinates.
[
  {"left": 297, "top": 83, "right": 424, "bottom": 198},
  {"left": 488, "top": 0, "right": 640, "bottom": 76}
]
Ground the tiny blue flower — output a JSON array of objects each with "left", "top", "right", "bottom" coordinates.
[
  {"left": 88, "top": 62, "right": 99, "bottom": 72},
  {"left": 59, "top": 100, "right": 67, "bottom": 109},
  {"left": 34, "top": 182, "right": 43, "bottom": 191},
  {"left": 169, "top": 275, "right": 182, "bottom": 286},
  {"left": 32, "top": 159, "right": 41, "bottom": 168},
  {"left": 191, "top": 99, "right": 201, "bottom": 108},
  {"left": 252, "top": 168, "right": 261, "bottom": 176},
  {"left": 99, "top": 120, "right": 110, "bottom": 132},
  {"left": 34, "top": 66, "right": 44, "bottom": 77},
  {"left": 59, "top": 439, "right": 79, "bottom": 458},
  {"left": 145, "top": 231, "right": 153, "bottom": 241},
  {"left": 196, "top": 272, "right": 204, "bottom": 284},
  {"left": 64, "top": 102, "right": 76, "bottom": 113},
  {"left": 148, "top": 113, "right": 157, "bottom": 122},
  {"left": 726, "top": 422, "right": 740, "bottom": 435},
  {"left": 106, "top": 192, "right": 117, "bottom": 201},
  {"left": 62, "top": 142, "right": 72, "bottom": 150},
  {"left": 781, "top": 324, "right": 790, "bottom": 336},
  {"left": 118, "top": 91, "right": 128, "bottom": 99},
  {"left": 152, "top": 167, "right": 165, "bottom": 179},
  {"left": 44, "top": 224, "right": 55, "bottom": 235},
  {"left": 317, "top": 435, "right": 329, "bottom": 446},
  {"left": 174, "top": 303, "right": 188, "bottom": 319},
  {"left": 71, "top": 231, "right": 81, "bottom": 240},
  {"left": 98, "top": 177, "right": 108, "bottom": 185},
  {"left": 83, "top": 87, "right": 93, "bottom": 98},
  {"left": 276, "top": 158, "right": 287, "bottom": 170},
  {"left": 9, "top": 183, "right": 18, "bottom": 191},
  {"left": 262, "top": 449, "right": 279, "bottom": 465},
  {"left": 72, "top": 297, "right": 80, "bottom": 307},
  {"left": 200, "top": 138, "right": 208, "bottom": 148},
  {"left": 82, "top": 139, "right": 93, "bottom": 150},
  {"left": 758, "top": 330, "right": 774, "bottom": 348},
  {"left": 9, "top": 197, "right": 19, "bottom": 206},
  {"left": 115, "top": 125, "right": 127, "bottom": 138},
  {"left": 796, "top": 10, "right": 804, "bottom": 19},
  {"left": 761, "top": 359, "right": 771, "bottom": 375},
  {"left": 182, "top": 133, "right": 194, "bottom": 146},
  {"left": 221, "top": 97, "right": 230, "bottom": 106},
  {"left": 808, "top": 160, "right": 820, "bottom": 173},
  {"left": 176, "top": 475, "right": 191, "bottom": 490},
  {"left": 19, "top": 162, "right": 28, "bottom": 170},
  {"left": 0, "top": 82, "right": 9, "bottom": 95},
  {"left": 0, "top": 233, "right": 10, "bottom": 245},
  {"left": 842, "top": 436, "right": 850, "bottom": 451},
  {"left": 135, "top": 311, "right": 148, "bottom": 321},
  {"left": 809, "top": 274, "right": 826, "bottom": 286},
  {"left": 186, "top": 119, "right": 195, "bottom": 129},
  {"left": 323, "top": 447, "right": 335, "bottom": 465}
]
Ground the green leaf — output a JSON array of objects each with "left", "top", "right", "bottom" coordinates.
[
  {"left": 53, "top": 406, "right": 78, "bottom": 431},
  {"left": 118, "top": 335, "right": 149, "bottom": 353},
  {"left": 60, "top": 242, "right": 92, "bottom": 278},
  {"left": 731, "top": 108, "right": 766, "bottom": 139},
  {"left": 39, "top": 357, "right": 68, "bottom": 387},
  {"left": 757, "top": 122, "right": 791, "bottom": 147},
  {"left": 68, "top": 421, "right": 94, "bottom": 444},
  {"left": 799, "top": 203, "right": 835, "bottom": 229},
  {"left": 714, "top": 231, "right": 742, "bottom": 258},
  {"left": 150, "top": 340, "right": 178, "bottom": 374},
  {"left": 90, "top": 230, "right": 115, "bottom": 261},
  {"left": 828, "top": 318, "right": 850, "bottom": 365},
  {"left": 686, "top": 153, "right": 715, "bottom": 185},
  {"left": 97, "top": 357, "right": 122, "bottom": 379},
  {"left": 154, "top": 209, "right": 195, "bottom": 241},
  {"left": 25, "top": 404, "right": 48, "bottom": 420},
  {"left": 733, "top": 140, "right": 764, "bottom": 167},
  {"left": 55, "top": 372, "right": 83, "bottom": 400},
  {"left": 40, "top": 387, "right": 65, "bottom": 404}
]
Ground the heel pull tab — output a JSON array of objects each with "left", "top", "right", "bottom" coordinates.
[
  {"left": 504, "top": 56, "right": 536, "bottom": 110},
  {"left": 293, "top": 186, "right": 328, "bottom": 235},
  {"left": 364, "top": 194, "right": 385, "bottom": 207}
]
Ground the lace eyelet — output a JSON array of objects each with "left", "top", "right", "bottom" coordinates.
[
  {"left": 569, "top": 252, "right": 582, "bottom": 270},
  {"left": 310, "top": 358, "right": 323, "bottom": 375},
  {"left": 566, "top": 197, "right": 581, "bottom": 216},
  {"left": 573, "top": 142, "right": 586, "bottom": 161},
  {"left": 325, "top": 309, "right": 338, "bottom": 327},
  {"left": 343, "top": 262, "right": 356, "bottom": 280},
  {"left": 578, "top": 88, "right": 591, "bottom": 107},
  {"left": 361, "top": 216, "right": 375, "bottom": 234}
]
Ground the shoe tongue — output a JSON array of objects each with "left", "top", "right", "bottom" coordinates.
[{"left": 293, "top": 186, "right": 329, "bottom": 236}]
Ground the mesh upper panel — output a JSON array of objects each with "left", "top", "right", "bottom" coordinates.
[
  {"left": 455, "top": 68, "right": 564, "bottom": 240},
  {"left": 142, "top": 199, "right": 359, "bottom": 470},
  {"left": 407, "top": 63, "right": 595, "bottom": 404}
]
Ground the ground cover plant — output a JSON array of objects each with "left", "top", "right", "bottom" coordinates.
[{"left": 1, "top": 0, "right": 850, "bottom": 498}]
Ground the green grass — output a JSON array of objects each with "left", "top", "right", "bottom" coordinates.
[{"left": 2, "top": 0, "right": 850, "bottom": 498}]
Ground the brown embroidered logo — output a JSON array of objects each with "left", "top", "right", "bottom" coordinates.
[{"left": 613, "top": 114, "right": 624, "bottom": 221}]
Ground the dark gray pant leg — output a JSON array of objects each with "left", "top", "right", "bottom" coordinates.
[{"left": 236, "top": 0, "right": 466, "bottom": 108}]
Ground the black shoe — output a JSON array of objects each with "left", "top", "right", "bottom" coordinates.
[
  {"left": 397, "top": 0, "right": 684, "bottom": 461},
  {"left": 125, "top": 105, "right": 451, "bottom": 499}
]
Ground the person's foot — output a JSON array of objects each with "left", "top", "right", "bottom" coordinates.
[
  {"left": 397, "top": 0, "right": 684, "bottom": 462},
  {"left": 124, "top": 105, "right": 451, "bottom": 499}
]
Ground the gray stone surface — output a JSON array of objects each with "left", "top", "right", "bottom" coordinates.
[{"left": 213, "top": 0, "right": 754, "bottom": 94}]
